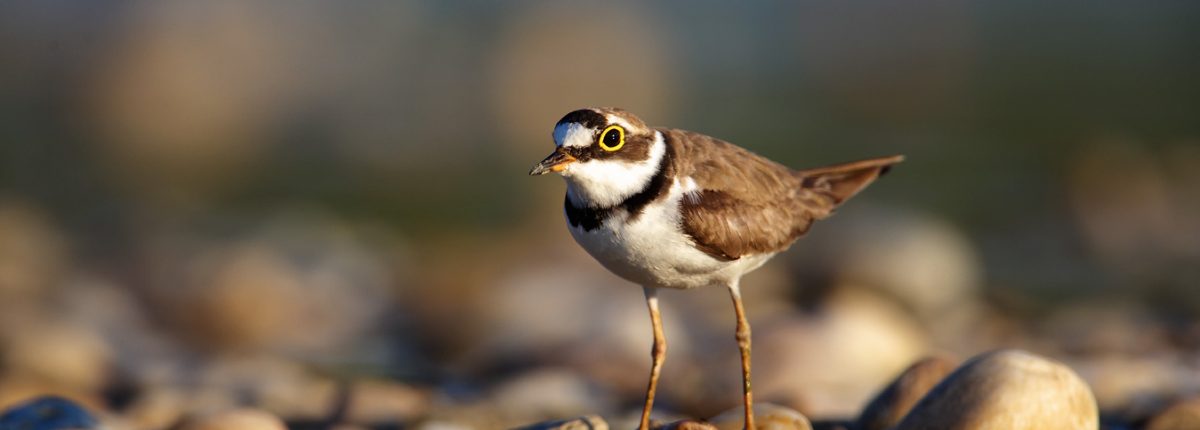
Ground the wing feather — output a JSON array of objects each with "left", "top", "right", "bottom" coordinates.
[{"left": 663, "top": 128, "right": 902, "bottom": 260}]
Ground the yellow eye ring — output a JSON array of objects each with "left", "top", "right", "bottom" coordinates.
[{"left": 598, "top": 125, "right": 625, "bottom": 152}]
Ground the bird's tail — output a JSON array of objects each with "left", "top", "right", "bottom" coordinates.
[{"left": 793, "top": 155, "right": 905, "bottom": 217}]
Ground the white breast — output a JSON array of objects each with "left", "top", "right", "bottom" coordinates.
[{"left": 566, "top": 177, "right": 775, "bottom": 289}]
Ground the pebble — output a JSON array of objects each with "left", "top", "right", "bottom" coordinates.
[
  {"left": 654, "top": 419, "right": 718, "bottom": 430},
  {"left": 709, "top": 403, "right": 812, "bottom": 430},
  {"left": 856, "top": 355, "right": 959, "bottom": 430},
  {"left": 893, "top": 350, "right": 1099, "bottom": 430},
  {"left": 489, "top": 368, "right": 614, "bottom": 423},
  {"left": 753, "top": 289, "right": 929, "bottom": 417},
  {"left": 0, "top": 396, "right": 99, "bottom": 430},
  {"left": 0, "top": 320, "right": 113, "bottom": 392},
  {"left": 1145, "top": 397, "right": 1200, "bottom": 430},
  {"left": 179, "top": 408, "right": 288, "bottom": 430},
  {"left": 512, "top": 414, "right": 609, "bottom": 430},
  {"left": 346, "top": 378, "right": 429, "bottom": 425},
  {"left": 0, "top": 202, "right": 67, "bottom": 308}
]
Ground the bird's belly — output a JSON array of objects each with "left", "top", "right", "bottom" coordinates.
[{"left": 567, "top": 199, "right": 770, "bottom": 289}]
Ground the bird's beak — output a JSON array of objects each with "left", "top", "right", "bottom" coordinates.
[{"left": 529, "top": 149, "right": 577, "bottom": 175}]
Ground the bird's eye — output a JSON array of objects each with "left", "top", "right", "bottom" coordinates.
[{"left": 598, "top": 125, "right": 625, "bottom": 152}]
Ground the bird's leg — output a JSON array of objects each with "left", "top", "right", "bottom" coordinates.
[
  {"left": 728, "top": 281, "right": 756, "bottom": 430},
  {"left": 639, "top": 286, "right": 667, "bottom": 430}
]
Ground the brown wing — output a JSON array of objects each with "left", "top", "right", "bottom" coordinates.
[{"left": 665, "top": 128, "right": 902, "bottom": 260}]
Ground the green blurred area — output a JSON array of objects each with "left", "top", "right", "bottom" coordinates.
[{"left": 5, "top": 1, "right": 1196, "bottom": 297}]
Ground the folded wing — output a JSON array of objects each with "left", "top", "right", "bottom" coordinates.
[{"left": 666, "top": 129, "right": 902, "bottom": 260}]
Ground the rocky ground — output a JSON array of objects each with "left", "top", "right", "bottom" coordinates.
[{"left": 0, "top": 203, "right": 1197, "bottom": 429}]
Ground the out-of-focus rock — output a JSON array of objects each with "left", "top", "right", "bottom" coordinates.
[
  {"left": 138, "top": 214, "right": 398, "bottom": 356},
  {"left": 808, "top": 421, "right": 851, "bottom": 430},
  {"left": 654, "top": 419, "right": 718, "bottom": 430},
  {"left": 122, "top": 386, "right": 188, "bottom": 430},
  {"left": 489, "top": 368, "right": 615, "bottom": 426},
  {"left": 1146, "top": 397, "right": 1200, "bottom": 430},
  {"left": 710, "top": 403, "right": 812, "bottom": 430},
  {"left": 0, "top": 320, "right": 113, "bottom": 393},
  {"left": 482, "top": 265, "right": 693, "bottom": 397},
  {"left": 751, "top": 289, "right": 929, "bottom": 417},
  {"left": 784, "top": 210, "right": 983, "bottom": 330},
  {"left": 179, "top": 408, "right": 287, "bottom": 430},
  {"left": 1039, "top": 303, "right": 1168, "bottom": 356},
  {"left": 346, "top": 378, "right": 429, "bottom": 425},
  {"left": 0, "top": 396, "right": 99, "bottom": 429},
  {"left": 856, "top": 355, "right": 959, "bottom": 430},
  {"left": 414, "top": 420, "right": 474, "bottom": 430},
  {"left": 894, "top": 350, "right": 1098, "bottom": 430},
  {"left": 0, "top": 378, "right": 103, "bottom": 412},
  {"left": 0, "top": 317, "right": 113, "bottom": 417},
  {"left": 0, "top": 202, "right": 67, "bottom": 309},
  {"left": 1070, "top": 353, "right": 1195, "bottom": 413},
  {"left": 329, "top": 425, "right": 373, "bottom": 430},
  {"left": 513, "top": 414, "right": 609, "bottom": 430}
]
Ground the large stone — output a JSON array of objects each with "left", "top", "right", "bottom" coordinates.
[
  {"left": 512, "top": 415, "right": 609, "bottom": 430},
  {"left": 179, "top": 408, "right": 287, "bottom": 430},
  {"left": 753, "top": 289, "right": 929, "bottom": 417},
  {"left": 894, "top": 350, "right": 1098, "bottom": 430},
  {"left": 0, "top": 320, "right": 113, "bottom": 393},
  {"left": 1146, "top": 398, "right": 1200, "bottom": 430},
  {"left": 856, "top": 355, "right": 959, "bottom": 430},
  {"left": 710, "top": 403, "right": 812, "bottom": 430},
  {"left": 654, "top": 419, "right": 718, "bottom": 430}
]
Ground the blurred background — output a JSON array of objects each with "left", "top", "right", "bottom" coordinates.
[{"left": 1, "top": 1, "right": 1198, "bottom": 428}]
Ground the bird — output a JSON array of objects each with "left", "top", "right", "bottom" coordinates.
[{"left": 529, "top": 107, "right": 903, "bottom": 430}]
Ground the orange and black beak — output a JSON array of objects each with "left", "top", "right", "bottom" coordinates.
[{"left": 528, "top": 148, "right": 577, "bottom": 175}]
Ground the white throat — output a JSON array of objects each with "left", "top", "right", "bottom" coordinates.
[{"left": 564, "top": 130, "right": 666, "bottom": 209}]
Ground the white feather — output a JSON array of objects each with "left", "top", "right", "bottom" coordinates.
[
  {"left": 553, "top": 122, "right": 593, "bottom": 148},
  {"left": 567, "top": 175, "right": 774, "bottom": 290},
  {"left": 562, "top": 131, "right": 666, "bottom": 208}
]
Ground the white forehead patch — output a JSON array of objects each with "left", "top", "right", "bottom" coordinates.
[
  {"left": 553, "top": 122, "right": 595, "bottom": 148},
  {"left": 604, "top": 114, "right": 636, "bottom": 131}
]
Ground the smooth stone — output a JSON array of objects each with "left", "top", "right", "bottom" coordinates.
[
  {"left": 654, "top": 419, "right": 718, "bottom": 430},
  {"left": 0, "top": 320, "right": 113, "bottom": 392},
  {"left": 754, "top": 289, "right": 929, "bottom": 417},
  {"left": 490, "top": 368, "right": 614, "bottom": 423},
  {"left": 856, "top": 355, "right": 959, "bottom": 430},
  {"left": 0, "top": 202, "right": 67, "bottom": 307},
  {"left": 0, "top": 396, "right": 99, "bottom": 430},
  {"left": 1146, "top": 398, "right": 1200, "bottom": 430},
  {"left": 894, "top": 350, "right": 1098, "bottom": 430},
  {"left": 512, "top": 414, "right": 609, "bottom": 430},
  {"left": 710, "top": 403, "right": 812, "bottom": 430},
  {"left": 179, "top": 408, "right": 288, "bottom": 430},
  {"left": 808, "top": 421, "right": 852, "bottom": 430},
  {"left": 346, "top": 379, "right": 429, "bottom": 424}
]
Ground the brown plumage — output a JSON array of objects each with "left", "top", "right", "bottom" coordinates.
[
  {"left": 532, "top": 107, "right": 904, "bottom": 430},
  {"left": 664, "top": 128, "right": 903, "bottom": 260}
]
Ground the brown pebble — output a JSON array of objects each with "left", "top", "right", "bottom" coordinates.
[
  {"left": 893, "top": 349, "right": 1098, "bottom": 430},
  {"left": 653, "top": 419, "right": 718, "bottom": 430},
  {"left": 1146, "top": 398, "right": 1200, "bottom": 430},
  {"left": 512, "top": 414, "right": 609, "bottom": 430},
  {"left": 347, "top": 379, "right": 429, "bottom": 424},
  {"left": 710, "top": 403, "right": 812, "bottom": 430},
  {"left": 856, "top": 355, "right": 959, "bottom": 430},
  {"left": 179, "top": 408, "right": 287, "bottom": 430}
]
